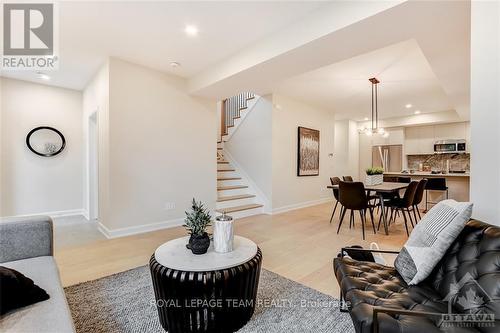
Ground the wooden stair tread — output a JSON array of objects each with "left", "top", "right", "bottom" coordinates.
[
  {"left": 217, "top": 185, "right": 248, "bottom": 191},
  {"left": 217, "top": 169, "right": 235, "bottom": 172},
  {"left": 217, "top": 194, "right": 256, "bottom": 202},
  {"left": 217, "top": 161, "right": 229, "bottom": 164},
  {"left": 216, "top": 204, "right": 263, "bottom": 213},
  {"left": 217, "top": 177, "right": 242, "bottom": 181}
]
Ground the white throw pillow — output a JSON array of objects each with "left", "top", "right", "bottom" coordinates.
[{"left": 394, "top": 199, "right": 473, "bottom": 285}]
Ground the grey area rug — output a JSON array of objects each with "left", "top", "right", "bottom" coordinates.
[{"left": 65, "top": 266, "right": 354, "bottom": 333}]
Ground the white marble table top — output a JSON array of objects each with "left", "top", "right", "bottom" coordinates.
[{"left": 154, "top": 236, "right": 258, "bottom": 272}]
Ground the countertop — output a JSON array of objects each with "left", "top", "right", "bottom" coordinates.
[{"left": 384, "top": 171, "right": 470, "bottom": 178}]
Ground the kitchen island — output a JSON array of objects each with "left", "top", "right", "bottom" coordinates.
[{"left": 383, "top": 172, "right": 470, "bottom": 207}]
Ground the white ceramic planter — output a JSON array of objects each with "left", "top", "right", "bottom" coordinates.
[
  {"left": 366, "top": 174, "right": 383, "bottom": 185},
  {"left": 213, "top": 213, "right": 234, "bottom": 253}
]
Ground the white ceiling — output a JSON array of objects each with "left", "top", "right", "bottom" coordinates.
[
  {"left": 275, "top": 39, "right": 453, "bottom": 120},
  {"left": 0, "top": 1, "right": 324, "bottom": 90}
]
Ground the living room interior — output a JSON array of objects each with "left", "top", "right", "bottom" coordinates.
[{"left": 1, "top": 1, "right": 499, "bottom": 333}]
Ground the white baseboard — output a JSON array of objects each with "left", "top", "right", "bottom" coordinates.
[
  {"left": 97, "top": 218, "right": 184, "bottom": 239},
  {"left": 272, "top": 197, "right": 331, "bottom": 215},
  {"left": 2, "top": 209, "right": 88, "bottom": 220}
]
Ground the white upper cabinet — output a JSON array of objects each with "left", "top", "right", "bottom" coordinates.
[
  {"left": 371, "top": 128, "right": 405, "bottom": 146},
  {"left": 404, "top": 122, "right": 469, "bottom": 155}
]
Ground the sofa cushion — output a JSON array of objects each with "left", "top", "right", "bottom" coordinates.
[
  {"left": 394, "top": 199, "right": 472, "bottom": 285},
  {"left": 0, "top": 256, "right": 75, "bottom": 333},
  {"left": 0, "top": 266, "right": 50, "bottom": 315},
  {"left": 334, "top": 257, "right": 446, "bottom": 333}
]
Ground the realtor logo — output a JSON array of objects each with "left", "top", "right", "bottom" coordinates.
[{"left": 2, "top": 2, "right": 58, "bottom": 70}]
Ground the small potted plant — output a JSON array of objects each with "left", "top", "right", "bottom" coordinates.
[
  {"left": 365, "top": 167, "right": 384, "bottom": 185},
  {"left": 184, "top": 198, "right": 212, "bottom": 255}
]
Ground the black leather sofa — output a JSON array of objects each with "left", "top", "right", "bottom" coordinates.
[{"left": 334, "top": 220, "right": 500, "bottom": 333}]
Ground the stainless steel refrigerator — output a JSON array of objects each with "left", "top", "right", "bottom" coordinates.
[{"left": 372, "top": 145, "right": 403, "bottom": 172}]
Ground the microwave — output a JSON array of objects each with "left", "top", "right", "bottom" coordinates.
[{"left": 434, "top": 139, "right": 466, "bottom": 153}]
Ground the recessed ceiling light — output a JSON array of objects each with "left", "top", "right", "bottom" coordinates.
[
  {"left": 170, "top": 62, "right": 181, "bottom": 68},
  {"left": 414, "top": 110, "right": 421, "bottom": 114},
  {"left": 185, "top": 25, "right": 198, "bottom": 36},
  {"left": 405, "top": 104, "right": 413, "bottom": 109},
  {"left": 36, "top": 72, "right": 50, "bottom": 80},
  {"left": 364, "top": 117, "right": 369, "bottom": 121}
]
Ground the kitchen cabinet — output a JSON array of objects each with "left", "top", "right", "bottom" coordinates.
[
  {"left": 370, "top": 128, "right": 404, "bottom": 146},
  {"left": 404, "top": 122, "right": 468, "bottom": 155}
]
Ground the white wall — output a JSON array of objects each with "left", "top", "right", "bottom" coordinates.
[
  {"left": 470, "top": 1, "right": 500, "bottom": 224},
  {"left": 224, "top": 95, "right": 272, "bottom": 206},
  {"left": 0, "top": 78, "right": 84, "bottom": 216},
  {"left": 271, "top": 94, "right": 335, "bottom": 212},
  {"left": 83, "top": 62, "right": 110, "bottom": 222},
  {"left": 98, "top": 58, "right": 217, "bottom": 234},
  {"left": 334, "top": 120, "right": 359, "bottom": 180}
]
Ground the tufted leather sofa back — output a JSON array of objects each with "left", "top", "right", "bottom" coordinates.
[{"left": 425, "top": 219, "right": 500, "bottom": 316}]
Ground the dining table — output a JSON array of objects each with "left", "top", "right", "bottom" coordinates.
[{"left": 327, "top": 182, "right": 409, "bottom": 235}]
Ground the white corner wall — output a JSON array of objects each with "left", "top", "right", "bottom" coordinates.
[
  {"left": 271, "top": 94, "right": 335, "bottom": 213},
  {"left": 470, "top": 1, "right": 500, "bottom": 224},
  {"left": 334, "top": 119, "right": 360, "bottom": 180},
  {"left": 83, "top": 61, "right": 110, "bottom": 222},
  {"left": 98, "top": 58, "right": 217, "bottom": 234},
  {"left": 224, "top": 95, "right": 273, "bottom": 207},
  {"left": 0, "top": 78, "right": 84, "bottom": 217}
]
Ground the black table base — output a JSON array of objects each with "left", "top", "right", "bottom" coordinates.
[{"left": 149, "top": 248, "right": 262, "bottom": 333}]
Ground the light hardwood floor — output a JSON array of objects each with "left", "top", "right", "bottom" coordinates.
[{"left": 55, "top": 202, "right": 410, "bottom": 297}]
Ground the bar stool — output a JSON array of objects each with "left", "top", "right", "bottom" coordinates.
[
  {"left": 398, "top": 176, "right": 411, "bottom": 183},
  {"left": 425, "top": 177, "right": 448, "bottom": 211}
]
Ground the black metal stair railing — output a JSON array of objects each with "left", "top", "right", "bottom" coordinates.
[{"left": 221, "top": 92, "right": 255, "bottom": 137}]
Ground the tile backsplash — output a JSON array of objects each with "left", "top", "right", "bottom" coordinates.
[{"left": 407, "top": 153, "right": 470, "bottom": 172}]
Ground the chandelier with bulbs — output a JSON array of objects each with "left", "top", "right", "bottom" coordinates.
[{"left": 360, "top": 77, "right": 389, "bottom": 138}]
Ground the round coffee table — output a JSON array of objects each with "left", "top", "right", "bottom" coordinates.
[{"left": 149, "top": 236, "right": 262, "bottom": 333}]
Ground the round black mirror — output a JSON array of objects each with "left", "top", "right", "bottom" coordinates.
[{"left": 26, "top": 126, "right": 66, "bottom": 157}]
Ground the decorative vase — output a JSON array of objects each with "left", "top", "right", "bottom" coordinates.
[
  {"left": 189, "top": 232, "right": 210, "bottom": 255},
  {"left": 214, "top": 212, "right": 234, "bottom": 253},
  {"left": 366, "top": 174, "right": 383, "bottom": 185}
]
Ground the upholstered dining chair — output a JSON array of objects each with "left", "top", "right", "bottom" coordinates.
[
  {"left": 329, "top": 177, "right": 342, "bottom": 224},
  {"left": 410, "top": 178, "right": 428, "bottom": 222},
  {"left": 338, "top": 181, "right": 376, "bottom": 240},
  {"left": 342, "top": 176, "right": 353, "bottom": 182},
  {"left": 384, "top": 181, "right": 419, "bottom": 236}
]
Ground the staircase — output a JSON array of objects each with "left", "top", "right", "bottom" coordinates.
[{"left": 216, "top": 92, "right": 264, "bottom": 217}]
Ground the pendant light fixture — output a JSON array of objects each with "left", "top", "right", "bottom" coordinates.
[{"left": 361, "top": 77, "right": 389, "bottom": 137}]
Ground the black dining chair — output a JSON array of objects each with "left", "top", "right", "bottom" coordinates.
[
  {"left": 410, "top": 179, "right": 428, "bottom": 222},
  {"left": 384, "top": 181, "right": 419, "bottom": 236},
  {"left": 329, "top": 177, "right": 342, "bottom": 224},
  {"left": 342, "top": 176, "right": 353, "bottom": 182},
  {"left": 338, "top": 181, "right": 376, "bottom": 240}
]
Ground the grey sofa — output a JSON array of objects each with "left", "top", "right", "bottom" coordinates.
[{"left": 0, "top": 216, "right": 76, "bottom": 333}]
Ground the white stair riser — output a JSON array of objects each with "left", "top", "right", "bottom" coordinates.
[
  {"left": 216, "top": 197, "right": 257, "bottom": 209},
  {"left": 217, "top": 188, "right": 248, "bottom": 196},
  {"left": 217, "top": 179, "right": 243, "bottom": 186},
  {"left": 228, "top": 207, "right": 264, "bottom": 219},
  {"left": 216, "top": 165, "right": 233, "bottom": 171},
  {"left": 217, "top": 171, "right": 238, "bottom": 178}
]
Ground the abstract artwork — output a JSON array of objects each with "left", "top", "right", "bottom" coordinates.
[{"left": 297, "top": 127, "right": 320, "bottom": 176}]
